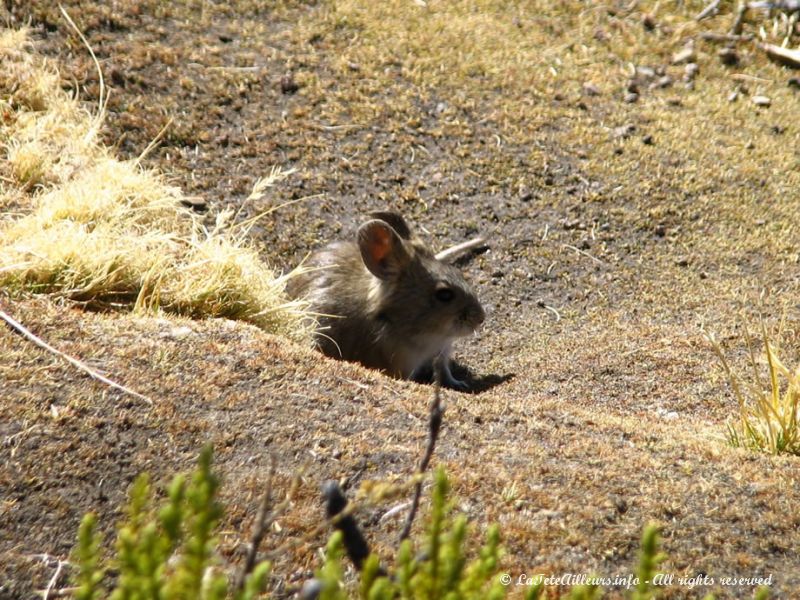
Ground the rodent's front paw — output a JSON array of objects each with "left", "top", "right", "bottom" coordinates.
[{"left": 442, "top": 373, "right": 471, "bottom": 392}]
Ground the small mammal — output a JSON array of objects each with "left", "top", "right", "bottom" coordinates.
[{"left": 288, "top": 211, "right": 485, "bottom": 390}]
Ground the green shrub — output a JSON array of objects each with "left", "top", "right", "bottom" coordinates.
[
  {"left": 71, "top": 445, "right": 270, "bottom": 600},
  {"left": 308, "top": 469, "right": 708, "bottom": 600},
  {"left": 310, "top": 467, "right": 511, "bottom": 600},
  {"left": 73, "top": 451, "right": 756, "bottom": 600}
]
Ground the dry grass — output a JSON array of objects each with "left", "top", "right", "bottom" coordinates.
[
  {"left": 4, "top": 1, "right": 800, "bottom": 596},
  {"left": 0, "top": 28, "right": 312, "bottom": 342},
  {"left": 709, "top": 322, "right": 800, "bottom": 456}
]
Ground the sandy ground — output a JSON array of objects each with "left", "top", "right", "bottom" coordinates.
[{"left": 3, "top": 1, "right": 800, "bottom": 598}]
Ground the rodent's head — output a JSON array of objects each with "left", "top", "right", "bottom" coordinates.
[{"left": 357, "top": 212, "right": 485, "bottom": 341}]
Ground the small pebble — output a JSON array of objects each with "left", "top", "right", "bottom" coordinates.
[
  {"left": 752, "top": 95, "right": 771, "bottom": 107},
  {"left": 728, "top": 90, "right": 739, "bottom": 102},
  {"left": 652, "top": 75, "right": 673, "bottom": 89},
  {"left": 583, "top": 82, "right": 601, "bottom": 96},
  {"left": 636, "top": 66, "right": 656, "bottom": 79},
  {"left": 613, "top": 124, "right": 636, "bottom": 139},
  {"left": 624, "top": 92, "right": 639, "bottom": 103},
  {"left": 672, "top": 47, "right": 695, "bottom": 65},
  {"left": 642, "top": 134, "right": 654, "bottom": 145},
  {"left": 684, "top": 62, "right": 700, "bottom": 80}
]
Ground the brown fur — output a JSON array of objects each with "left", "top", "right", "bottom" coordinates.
[{"left": 288, "top": 212, "right": 485, "bottom": 388}]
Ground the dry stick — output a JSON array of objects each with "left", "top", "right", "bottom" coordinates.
[
  {"left": 234, "top": 455, "right": 277, "bottom": 595},
  {"left": 252, "top": 471, "right": 303, "bottom": 561},
  {"left": 59, "top": 5, "right": 107, "bottom": 130},
  {"left": 42, "top": 558, "right": 68, "bottom": 600},
  {"left": 730, "top": 2, "right": 749, "bottom": 35},
  {"left": 398, "top": 356, "right": 444, "bottom": 543},
  {"left": 136, "top": 117, "right": 175, "bottom": 164},
  {"left": 696, "top": 0, "right": 721, "bottom": 20},
  {"left": 562, "top": 243, "right": 603, "bottom": 265},
  {"left": 700, "top": 31, "right": 754, "bottom": 42},
  {"left": 434, "top": 236, "right": 488, "bottom": 262},
  {"left": 0, "top": 310, "right": 153, "bottom": 405},
  {"left": 760, "top": 42, "right": 800, "bottom": 68}
]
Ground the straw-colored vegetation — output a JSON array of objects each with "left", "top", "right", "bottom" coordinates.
[
  {"left": 0, "top": 28, "right": 311, "bottom": 342},
  {"left": 709, "top": 322, "right": 800, "bottom": 456}
]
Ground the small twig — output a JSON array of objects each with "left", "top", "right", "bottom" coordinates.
[
  {"left": 696, "top": 0, "right": 721, "bottom": 21},
  {"left": 399, "top": 355, "right": 444, "bottom": 543},
  {"left": 700, "top": 31, "right": 754, "bottom": 41},
  {"left": 561, "top": 243, "right": 604, "bottom": 264},
  {"left": 730, "top": 72, "right": 774, "bottom": 82},
  {"left": 538, "top": 302, "right": 562, "bottom": 322},
  {"left": 760, "top": 42, "right": 800, "bottom": 68},
  {"left": 136, "top": 117, "right": 174, "bottom": 164},
  {"left": 380, "top": 500, "right": 413, "bottom": 522},
  {"left": 234, "top": 456, "right": 277, "bottom": 594},
  {"left": 42, "top": 558, "right": 68, "bottom": 600},
  {"left": 730, "top": 2, "right": 749, "bottom": 35},
  {"left": 59, "top": 5, "right": 107, "bottom": 135},
  {"left": 434, "top": 236, "right": 488, "bottom": 262},
  {"left": 0, "top": 310, "right": 152, "bottom": 405}
]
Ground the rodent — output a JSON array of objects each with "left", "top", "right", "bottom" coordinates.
[{"left": 288, "top": 211, "right": 486, "bottom": 390}]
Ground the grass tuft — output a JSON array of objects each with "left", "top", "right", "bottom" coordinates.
[
  {"left": 0, "top": 27, "right": 312, "bottom": 342},
  {"left": 708, "top": 322, "right": 800, "bottom": 456}
]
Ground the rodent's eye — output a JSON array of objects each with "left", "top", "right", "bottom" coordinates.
[{"left": 435, "top": 287, "right": 455, "bottom": 303}]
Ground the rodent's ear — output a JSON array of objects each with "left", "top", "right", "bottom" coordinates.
[
  {"left": 368, "top": 211, "right": 413, "bottom": 240},
  {"left": 357, "top": 220, "right": 411, "bottom": 280}
]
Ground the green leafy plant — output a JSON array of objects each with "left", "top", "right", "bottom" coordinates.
[
  {"left": 72, "top": 452, "right": 732, "bottom": 600},
  {"left": 70, "top": 445, "right": 270, "bottom": 600},
  {"left": 309, "top": 470, "right": 700, "bottom": 600},
  {"left": 631, "top": 524, "right": 665, "bottom": 600},
  {"left": 311, "top": 467, "right": 511, "bottom": 600}
]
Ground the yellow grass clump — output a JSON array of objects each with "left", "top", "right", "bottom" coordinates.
[
  {"left": 708, "top": 324, "right": 800, "bottom": 456},
  {"left": 0, "top": 27, "right": 312, "bottom": 343}
]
